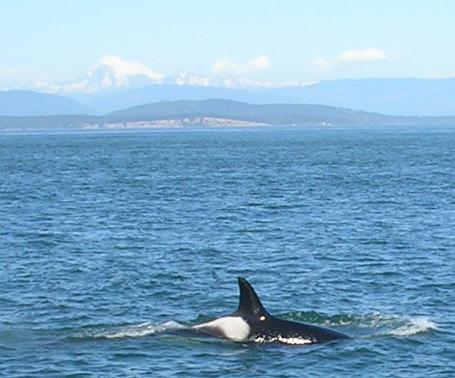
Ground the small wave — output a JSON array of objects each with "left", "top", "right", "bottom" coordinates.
[
  {"left": 73, "top": 321, "right": 185, "bottom": 340},
  {"left": 284, "top": 311, "right": 355, "bottom": 326},
  {"left": 282, "top": 311, "right": 437, "bottom": 338},
  {"left": 349, "top": 313, "right": 438, "bottom": 337},
  {"left": 386, "top": 316, "right": 438, "bottom": 337}
]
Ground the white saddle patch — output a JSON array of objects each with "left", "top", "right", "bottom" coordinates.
[{"left": 192, "top": 316, "right": 250, "bottom": 342}]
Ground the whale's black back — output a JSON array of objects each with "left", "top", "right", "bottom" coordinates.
[{"left": 233, "top": 277, "right": 350, "bottom": 343}]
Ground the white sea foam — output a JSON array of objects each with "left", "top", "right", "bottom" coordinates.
[
  {"left": 312, "top": 311, "right": 438, "bottom": 338},
  {"left": 388, "top": 316, "right": 438, "bottom": 337},
  {"left": 75, "top": 321, "right": 185, "bottom": 339},
  {"left": 353, "top": 313, "right": 438, "bottom": 337}
]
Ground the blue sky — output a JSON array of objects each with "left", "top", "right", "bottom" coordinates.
[{"left": 1, "top": 0, "right": 454, "bottom": 91}]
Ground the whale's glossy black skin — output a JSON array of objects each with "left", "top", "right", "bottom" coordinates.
[{"left": 177, "top": 277, "right": 350, "bottom": 345}]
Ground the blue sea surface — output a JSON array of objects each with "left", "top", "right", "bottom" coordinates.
[{"left": 1, "top": 127, "right": 454, "bottom": 377}]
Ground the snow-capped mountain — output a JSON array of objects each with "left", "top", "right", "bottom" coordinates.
[
  {"left": 36, "top": 55, "right": 164, "bottom": 94},
  {"left": 164, "top": 72, "right": 211, "bottom": 87}
]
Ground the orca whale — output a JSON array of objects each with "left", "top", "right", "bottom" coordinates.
[{"left": 187, "top": 277, "right": 350, "bottom": 345}]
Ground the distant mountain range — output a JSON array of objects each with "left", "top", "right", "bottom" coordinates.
[
  {"left": 1, "top": 99, "right": 455, "bottom": 131},
  {"left": 0, "top": 90, "right": 92, "bottom": 116},
  {"left": 70, "top": 78, "right": 455, "bottom": 116},
  {"left": 2, "top": 77, "right": 455, "bottom": 117}
]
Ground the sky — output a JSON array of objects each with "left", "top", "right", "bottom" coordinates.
[{"left": 1, "top": 0, "right": 455, "bottom": 91}]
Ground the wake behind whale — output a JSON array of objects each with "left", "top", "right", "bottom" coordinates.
[{"left": 71, "top": 278, "right": 437, "bottom": 345}]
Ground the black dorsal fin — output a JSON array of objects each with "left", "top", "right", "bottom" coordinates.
[{"left": 234, "top": 277, "right": 269, "bottom": 316}]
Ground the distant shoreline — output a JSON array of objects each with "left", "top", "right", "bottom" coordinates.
[
  {"left": 1, "top": 99, "right": 455, "bottom": 131},
  {"left": 3, "top": 124, "right": 455, "bottom": 137}
]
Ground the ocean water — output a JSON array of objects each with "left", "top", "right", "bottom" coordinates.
[{"left": 1, "top": 127, "right": 454, "bottom": 377}]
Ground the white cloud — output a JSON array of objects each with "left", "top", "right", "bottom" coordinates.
[
  {"left": 96, "top": 55, "right": 163, "bottom": 83},
  {"left": 33, "top": 80, "right": 64, "bottom": 92},
  {"left": 426, "top": 71, "right": 455, "bottom": 79},
  {"left": 337, "top": 48, "right": 388, "bottom": 62},
  {"left": 310, "top": 48, "right": 389, "bottom": 75},
  {"left": 0, "top": 67, "right": 48, "bottom": 90},
  {"left": 212, "top": 55, "right": 270, "bottom": 76}
]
